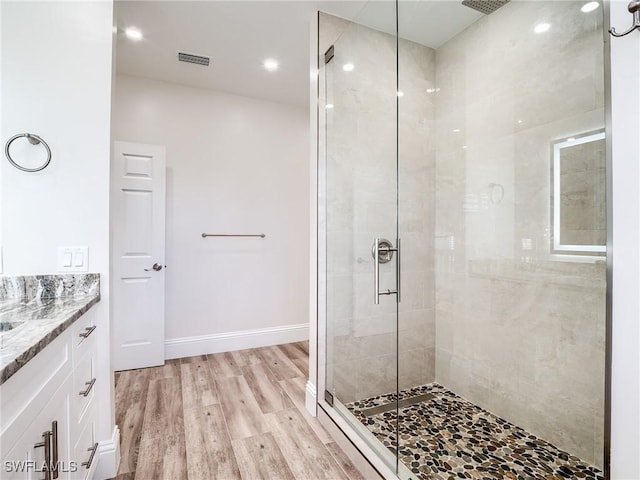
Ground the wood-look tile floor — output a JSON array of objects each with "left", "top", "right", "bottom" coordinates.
[{"left": 112, "top": 342, "right": 365, "bottom": 480}]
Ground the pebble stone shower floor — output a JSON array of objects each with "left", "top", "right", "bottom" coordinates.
[{"left": 347, "top": 383, "right": 604, "bottom": 480}]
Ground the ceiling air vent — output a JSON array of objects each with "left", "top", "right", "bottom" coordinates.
[{"left": 178, "top": 52, "right": 210, "bottom": 66}]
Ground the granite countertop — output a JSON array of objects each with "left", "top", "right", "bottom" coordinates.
[{"left": 0, "top": 274, "right": 100, "bottom": 385}]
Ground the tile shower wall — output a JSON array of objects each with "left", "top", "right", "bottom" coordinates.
[
  {"left": 433, "top": 1, "right": 605, "bottom": 467},
  {"left": 321, "top": 12, "right": 437, "bottom": 403}
]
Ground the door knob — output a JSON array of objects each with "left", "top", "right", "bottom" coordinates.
[{"left": 144, "top": 263, "right": 163, "bottom": 272}]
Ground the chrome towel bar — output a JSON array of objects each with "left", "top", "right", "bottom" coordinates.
[{"left": 201, "top": 233, "right": 266, "bottom": 238}]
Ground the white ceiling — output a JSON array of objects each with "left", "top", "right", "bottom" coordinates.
[{"left": 115, "top": 1, "right": 483, "bottom": 108}]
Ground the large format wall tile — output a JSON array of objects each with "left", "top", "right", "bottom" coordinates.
[{"left": 434, "top": 2, "right": 606, "bottom": 466}]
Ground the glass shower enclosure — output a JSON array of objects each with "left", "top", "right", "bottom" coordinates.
[{"left": 319, "top": 1, "right": 608, "bottom": 479}]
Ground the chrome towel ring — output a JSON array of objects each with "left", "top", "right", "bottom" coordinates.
[{"left": 5, "top": 133, "right": 52, "bottom": 172}]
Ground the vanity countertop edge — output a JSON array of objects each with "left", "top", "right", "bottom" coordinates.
[{"left": 0, "top": 274, "right": 101, "bottom": 386}]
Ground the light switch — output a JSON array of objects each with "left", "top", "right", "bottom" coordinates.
[
  {"left": 73, "top": 250, "right": 85, "bottom": 267},
  {"left": 63, "top": 251, "right": 73, "bottom": 267},
  {"left": 58, "top": 246, "right": 89, "bottom": 272}
]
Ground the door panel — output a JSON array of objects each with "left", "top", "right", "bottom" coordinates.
[
  {"left": 112, "top": 141, "right": 166, "bottom": 371},
  {"left": 321, "top": 3, "right": 401, "bottom": 474},
  {"left": 121, "top": 189, "right": 153, "bottom": 256}
]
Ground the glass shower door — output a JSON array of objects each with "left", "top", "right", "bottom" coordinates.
[{"left": 322, "top": 3, "right": 401, "bottom": 474}]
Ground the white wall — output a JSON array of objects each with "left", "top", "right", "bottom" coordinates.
[
  {"left": 0, "top": 1, "right": 116, "bottom": 477},
  {"left": 610, "top": 0, "right": 640, "bottom": 477},
  {"left": 1, "top": 1, "right": 113, "bottom": 277},
  {"left": 112, "top": 74, "right": 310, "bottom": 355}
]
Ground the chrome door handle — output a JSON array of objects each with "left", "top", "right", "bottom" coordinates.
[
  {"left": 374, "top": 238, "right": 380, "bottom": 304},
  {"left": 144, "top": 263, "right": 163, "bottom": 272},
  {"left": 373, "top": 238, "right": 401, "bottom": 304},
  {"left": 396, "top": 238, "right": 401, "bottom": 303}
]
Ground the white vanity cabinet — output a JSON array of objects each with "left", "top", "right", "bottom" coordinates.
[{"left": 0, "top": 306, "right": 100, "bottom": 480}]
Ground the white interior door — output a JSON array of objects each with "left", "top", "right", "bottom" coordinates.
[{"left": 112, "top": 141, "right": 166, "bottom": 371}]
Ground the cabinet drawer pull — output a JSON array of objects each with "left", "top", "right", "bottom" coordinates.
[
  {"left": 34, "top": 429, "right": 53, "bottom": 480},
  {"left": 79, "top": 378, "right": 96, "bottom": 397},
  {"left": 79, "top": 325, "right": 96, "bottom": 339},
  {"left": 51, "top": 421, "right": 59, "bottom": 479},
  {"left": 81, "top": 442, "right": 99, "bottom": 469}
]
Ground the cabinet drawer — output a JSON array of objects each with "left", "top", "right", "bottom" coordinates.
[
  {"left": 72, "top": 416, "right": 96, "bottom": 480},
  {"left": 0, "top": 331, "right": 72, "bottom": 444},
  {"left": 73, "top": 353, "right": 95, "bottom": 425}
]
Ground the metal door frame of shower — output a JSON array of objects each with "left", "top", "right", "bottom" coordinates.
[
  {"left": 309, "top": 2, "right": 627, "bottom": 479},
  {"left": 603, "top": 2, "right": 613, "bottom": 477}
]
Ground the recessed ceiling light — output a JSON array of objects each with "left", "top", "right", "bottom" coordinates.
[
  {"left": 325, "top": 103, "right": 334, "bottom": 109},
  {"left": 396, "top": 91, "right": 404, "bottom": 97},
  {"left": 342, "top": 63, "right": 354, "bottom": 72},
  {"left": 517, "top": 119, "right": 523, "bottom": 124},
  {"left": 263, "top": 59, "right": 279, "bottom": 72},
  {"left": 581, "top": 1, "right": 599, "bottom": 12},
  {"left": 534, "top": 23, "right": 551, "bottom": 34},
  {"left": 124, "top": 27, "right": 143, "bottom": 41},
  {"left": 453, "top": 128, "right": 461, "bottom": 133}
]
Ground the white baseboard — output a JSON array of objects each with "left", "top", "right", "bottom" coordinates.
[
  {"left": 165, "top": 323, "right": 309, "bottom": 360},
  {"left": 305, "top": 380, "right": 318, "bottom": 416},
  {"left": 94, "top": 425, "right": 120, "bottom": 480}
]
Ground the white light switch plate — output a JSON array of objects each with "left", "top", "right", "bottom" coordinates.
[{"left": 57, "top": 246, "right": 89, "bottom": 272}]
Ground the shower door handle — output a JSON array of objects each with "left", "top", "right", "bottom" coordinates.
[
  {"left": 373, "top": 238, "right": 401, "bottom": 304},
  {"left": 374, "top": 238, "right": 380, "bottom": 304},
  {"left": 396, "top": 238, "right": 401, "bottom": 303}
]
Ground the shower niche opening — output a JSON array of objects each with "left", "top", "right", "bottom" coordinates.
[{"left": 319, "top": 1, "right": 608, "bottom": 479}]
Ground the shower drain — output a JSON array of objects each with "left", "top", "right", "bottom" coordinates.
[{"left": 360, "top": 393, "right": 435, "bottom": 417}]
